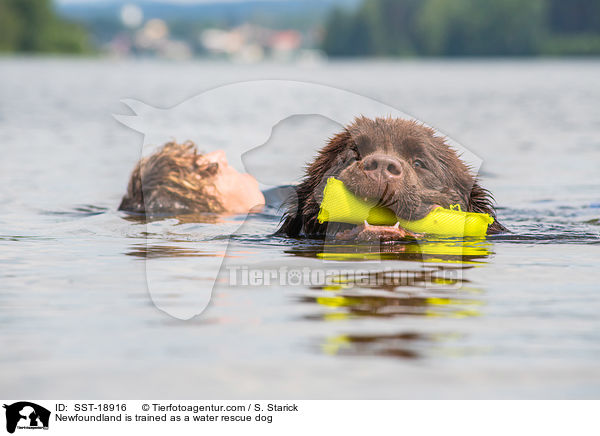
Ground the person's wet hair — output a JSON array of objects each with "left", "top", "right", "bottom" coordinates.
[{"left": 119, "top": 141, "right": 223, "bottom": 216}]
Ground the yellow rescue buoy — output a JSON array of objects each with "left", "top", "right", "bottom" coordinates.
[{"left": 317, "top": 177, "right": 494, "bottom": 237}]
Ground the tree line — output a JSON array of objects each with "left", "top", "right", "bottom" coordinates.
[
  {"left": 0, "top": 0, "right": 90, "bottom": 53},
  {"left": 322, "top": 0, "right": 600, "bottom": 56}
]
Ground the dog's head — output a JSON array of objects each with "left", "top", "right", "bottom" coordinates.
[{"left": 279, "top": 116, "right": 503, "bottom": 237}]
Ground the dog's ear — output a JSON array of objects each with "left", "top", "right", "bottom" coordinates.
[
  {"left": 277, "top": 208, "right": 304, "bottom": 237},
  {"left": 468, "top": 180, "right": 507, "bottom": 234},
  {"left": 277, "top": 130, "right": 352, "bottom": 237},
  {"left": 468, "top": 180, "right": 494, "bottom": 215},
  {"left": 307, "top": 129, "right": 353, "bottom": 183}
]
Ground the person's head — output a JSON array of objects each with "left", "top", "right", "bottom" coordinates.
[{"left": 119, "top": 141, "right": 264, "bottom": 217}]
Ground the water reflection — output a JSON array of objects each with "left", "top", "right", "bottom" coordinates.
[
  {"left": 127, "top": 233, "right": 492, "bottom": 359},
  {"left": 126, "top": 243, "right": 227, "bottom": 259},
  {"left": 291, "top": 238, "right": 491, "bottom": 359},
  {"left": 120, "top": 212, "right": 224, "bottom": 225},
  {"left": 287, "top": 237, "right": 492, "bottom": 264},
  {"left": 41, "top": 204, "right": 109, "bottom": 218},
  {"left": 302, "top": 266, "right": 484, "bottom": 321},
  {"left": 321, "top": 332, "right": 429, "bottom": 359}
]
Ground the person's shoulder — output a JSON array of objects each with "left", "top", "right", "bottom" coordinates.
[{"left": 262, "top": 185, "right": 297, "bottom": 209}]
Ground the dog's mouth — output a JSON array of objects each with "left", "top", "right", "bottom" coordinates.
[
  {"left": 334, "top": 220, "right": 422, "bottom": 243},
  {"left": 338, "top": 175, "right": 433, "bottom": 218},
  {"left": 327, "top": 180, "right": 439, "bottom": 242}
]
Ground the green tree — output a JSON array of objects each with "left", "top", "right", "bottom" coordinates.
[
  {"left": 0, "top": 0, "right": 91, "bottom": 53},
  {"left": 416, "top": 0, "right": 546, "bottom": 56},
  {"left": 322, "top": 7, "right": 375, "bottom": 56},
  {"left": 547, "top": 0, "right": 600, "bottom": 34},
  {"left": 361, "top": 0, "right": 422, "bottom": 55},
  {"left": 323, "top": 0, "right": 422, "bottom": 56},
  {"left": 542, "top": 0, "right": 600, "bottom": 55},
  {"left": 0, "top": 0, "right": 22, "bottom": 51},
  {"left": 321, "top": 0, "right": 556, "bottom": 57}
]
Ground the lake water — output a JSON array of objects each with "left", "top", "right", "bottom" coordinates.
[{"left": 1, "top": 58, "right": 599, "bottom": 398}]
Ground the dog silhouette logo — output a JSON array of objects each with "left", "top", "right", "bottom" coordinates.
[{"left": 3, "top": 402, "right": 50, "bottom": 433}]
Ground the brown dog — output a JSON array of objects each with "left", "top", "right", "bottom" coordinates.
[{"left": 277, "top": 117, "right": 506, "bottom": 239}]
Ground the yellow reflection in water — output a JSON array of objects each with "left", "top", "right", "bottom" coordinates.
[
  {"left": 304, "top": 249, "right": 488, "bottom": 358},
  {"left": 316, "top": 237, "right": 492, "bottom": 263}
]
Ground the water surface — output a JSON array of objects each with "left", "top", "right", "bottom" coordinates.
[{"left": 1, "top": 58, "right": 599, "bottom": 398}]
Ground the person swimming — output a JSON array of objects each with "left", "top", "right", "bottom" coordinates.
[{"left": 119, "top": 141, "right": 265, "bottom": 217}]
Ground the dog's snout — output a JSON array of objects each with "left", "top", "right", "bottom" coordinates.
[{"left": 362, "top": 154, "right": 403, "bottom": 179}]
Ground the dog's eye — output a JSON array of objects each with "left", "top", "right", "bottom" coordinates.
[{"left": 413, "top": 159, "right": 426, "bottom": 169}]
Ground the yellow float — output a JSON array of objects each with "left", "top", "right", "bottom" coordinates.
[{"left": 317, "top": 177, "right": 494, "bottom": 237}]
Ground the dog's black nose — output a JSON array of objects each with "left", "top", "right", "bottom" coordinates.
[{"left": 362, "top": 154, "right": 402, "bottom": 179}]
